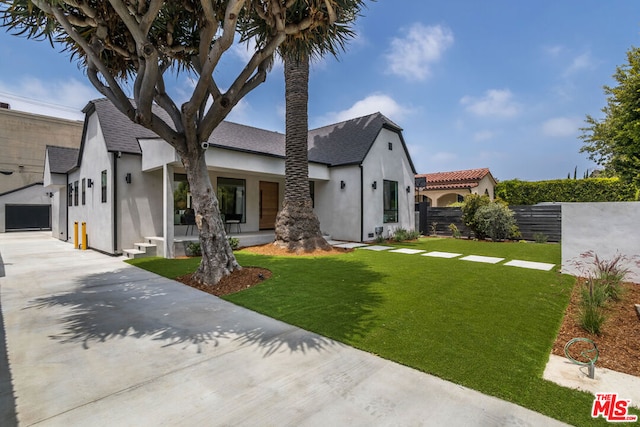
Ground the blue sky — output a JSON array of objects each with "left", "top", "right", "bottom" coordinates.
[{"left": 1, "top": 1, "right": 640, "bottom": 181}]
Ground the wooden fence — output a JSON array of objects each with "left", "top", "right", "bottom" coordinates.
[{"left": 419, "top": 204, "right": 562, "bottom": 242}]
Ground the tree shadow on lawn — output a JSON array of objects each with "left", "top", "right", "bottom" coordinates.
[
  {"left": 225, "top": 255, "right": 387, "bottom": 344},
  {"left": 25, "top": 259, "right": 385, "bottom": 357}
]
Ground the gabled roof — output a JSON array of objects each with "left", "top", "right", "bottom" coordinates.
[
  {"left": 308, "top": 112, "right": 408, "bottom": 167},
  {"left": 83, "top": 99, "right": 155, "bottom": 155},
  {"left": 82, "top": 99, "right": 415, "bottom": 171},
  {"left": 416, "top": 168, "right": 495, "bottom": 190},
  {"left": 46, "top": 145, "right": 80, "bottom": 174}
]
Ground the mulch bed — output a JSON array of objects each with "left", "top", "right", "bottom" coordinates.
[{"left": 552, "top": 280, "right": 640, "bottom": 377}]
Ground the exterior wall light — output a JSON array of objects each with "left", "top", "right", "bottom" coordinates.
[
  {"left": 406, "top": 186, "right": 411, "bottom": 193},
  {"left": 340, "top": 180, "right": 346, "bottom": 189},
  {"left": 87, "top": 178, "right": 93, "bottom": 188},
  {"left": 372, "top": 181, "right": 377, "bottom": 190},
  {"left": 125, "top": 173, "right": 132, "bottom": 184}
]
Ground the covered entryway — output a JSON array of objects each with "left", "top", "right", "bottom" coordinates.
[
  {"left": 259, "top": 181, "right": 279, "bottom": 230},
  {"left": 5, "top": 204, "right": 51, "bottom": 231}
]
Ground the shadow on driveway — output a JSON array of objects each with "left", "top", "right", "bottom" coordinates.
[{"left": 25, "top": 265, "right": 337, "bottom": 357}]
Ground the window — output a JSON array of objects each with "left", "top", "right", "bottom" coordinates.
[
  {"left": 73, "top": 181, "right": 79, "bottom": 206},
  {"left": 67, "top": 183, "right": 73, "bottom": 207},
  {"left": 388, "top": 142, "right": 393, "bottom": 150},
  {"left": 101, "top": 170, "right": 107, "bottom": 203},
  {"left": 383, "top": 180, "right": 398, "bottom": 223},
  {"left": 217, "top": 177, "right": 246, "bottom": 222},
  {"left": 81, "top": 178, "right": 86, "bottom": 205}
]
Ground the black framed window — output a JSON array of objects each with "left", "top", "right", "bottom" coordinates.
[
  {"left": 217, "top": 177, "right": 246, "bottom": 222},
  {"left": 81, "top": 178, "right": 86, "bottom": 205},
  {"left": 383, "top": 180, "right": 398, "bottom": 223},
  {"left": 67, "top": 183, "right": 73, "bottom": 207},
  {"left": 101, "top": 170, "right": 107, "bottom": 203},
  {"left": 73, "top": 181, "right": 79, "bottom": 206}
]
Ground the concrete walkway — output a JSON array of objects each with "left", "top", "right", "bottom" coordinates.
[{"left": 0, "top": 232, "right": 569, "bottom": 426}]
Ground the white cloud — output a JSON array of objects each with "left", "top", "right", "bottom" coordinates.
[
  {"left": 541, "top": 116, "right": 583, "bottom": 137},
  {"left": 315, "top": 93, "right": 409, "bottom": 127},
  {"left": 431, "top": 151, "right": 458, "bottom": 163},
  {"left": 0, "top": 77, "right": 98, "bottom": 120},
  {"left": 460, "top": 89, "right": 520, "bottom": 118},
  {"left": 563, "top": 51, "right": 594, "bottom": 76},
  {"left": 384, "top": 23, "right": 454, "bottom": 81},
  {"left": 472, "top": 130, "right": 495, "bottom": 142}
]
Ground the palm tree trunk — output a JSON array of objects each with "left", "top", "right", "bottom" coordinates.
[{"left": 274, "top": 53, "right": 330, "bottom": 252}]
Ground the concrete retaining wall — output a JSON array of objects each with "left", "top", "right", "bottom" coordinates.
[{"left": 562, "top": 202, "right": 640, "bottom": 283}]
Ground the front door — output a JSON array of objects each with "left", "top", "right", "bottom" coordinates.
[{"left": 259, "top": 181, "right": 279, "bottom": 230}]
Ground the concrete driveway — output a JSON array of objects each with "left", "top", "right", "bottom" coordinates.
[{"left": 0, "top": 232, "right": 568, "bottom": 426}]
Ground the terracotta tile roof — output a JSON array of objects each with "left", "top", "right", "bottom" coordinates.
[{"left": 416, "top": 168, "right": 492, "bottom": 190}]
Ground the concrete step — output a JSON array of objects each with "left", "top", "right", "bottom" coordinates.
[
  {"left": 135, "top": 242, "right": 157, "bottom": 256},
  {"left": 123, "top": 248, "right": 147, "bottom": 259}
]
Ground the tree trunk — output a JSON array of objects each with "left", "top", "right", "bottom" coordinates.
[
  {"left": 182, "top": 145, "right": 240, "bottom": 285},
  {"left": 274, "top": 54, "right": 330, "bottom": 252}
]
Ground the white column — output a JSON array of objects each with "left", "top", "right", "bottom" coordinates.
[{"left": 163, "top": 163, "right": 175, "bottom": 258}]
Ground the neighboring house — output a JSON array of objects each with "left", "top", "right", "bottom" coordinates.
[
  {"left": 0, "top": 183, "right": 51, "bottom": 233},
  {"left": 415, "top": 168, "right": 496, "bottom": 207},
  {"left": 0, "top": 104, "right": 83, "bottom": 232},
  {"left": 0, "top": 105, "right": 83, "bottom": 194},
  {"left": 44, "top": 99, "right": 417, "bottom": 258}
]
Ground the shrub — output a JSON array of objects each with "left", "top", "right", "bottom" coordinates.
[
  {"left": 186, "top": 242, "right": 201, "bottom": 257},
  {"left": 228, "top": 237, "right": 240, "bottom": 250},
  {"left": 460, "top": 194, "right": 491, "bottom": 239},
  {"left": 393, "top": 227, "right": 409, "bottom": 242},
  {"left": 578, "top": 278, "right": 608, "bottom": 335},
  {"left": 533, "top": 233, "right": 548, "bottom": 243},
  {"left": 572, "top": 251, "right": 636, "bottom": 335},
  {"left": 406, "top": 229, "right": 421, "bottom": 240},
  {"left": 448, "top": 223, "right": 461, "bottom": 239},
  {"left": 473, "top": 202, "right": 519, "bottom": 241},
  {"left": 495, "top": 177, "right": 638, "bottom": 205},
  {"left": 187, "top": 237, "right": 239, "bottom": 256},
  {"left": 374, "top": 235, "right": 386, "bottom": 244},
  {"left": 429, "top": 222, "right": 438, "bottom": 236}
]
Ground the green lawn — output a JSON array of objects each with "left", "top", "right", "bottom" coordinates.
[{"left": 128, "top": 238, "right": 635, "bottom": 426}]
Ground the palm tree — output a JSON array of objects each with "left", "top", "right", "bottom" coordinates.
[
  {"left": 273, "top": 52, "right": 329, "bottom": 251},
  {"left": 271, "top": 2, "right": 366, "bottom": 252}
]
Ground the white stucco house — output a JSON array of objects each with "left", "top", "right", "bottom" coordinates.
[{"left": 44, "top": 99, "right": 417, "bottom": 258}]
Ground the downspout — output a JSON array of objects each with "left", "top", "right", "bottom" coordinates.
[
  {"left": 113, "top": 152, "right": 118, "bottom": 254},
  {"left": 65, "top": 174, "right": 69, "bottom": 241},
  {"left": 360, "top": 164, "right": 364, "bottom": 242}
]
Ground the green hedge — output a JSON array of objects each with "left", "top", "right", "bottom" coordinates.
[{"left": 495, "top": 178, "right": 638, "bottom": 205}]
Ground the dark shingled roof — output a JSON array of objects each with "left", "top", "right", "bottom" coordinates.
[
  {"left": 84, "top": 99, "right": 414, "bottom": 171},
  {"left": 46, "top": 145, "right": 80, "bottom": 174},
  {"left": 308, "top": 113, "right": 403, "bottom": 166}
]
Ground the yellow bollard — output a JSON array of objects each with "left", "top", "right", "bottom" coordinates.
[
  {"left": 74, "top": 221, "right": 79, "bottom": 249},
  {"left": 81, "top": 222, "right": 87, "bottom": 250}
]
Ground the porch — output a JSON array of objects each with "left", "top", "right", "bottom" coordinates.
[{"left": 125, "top": 230, "right": 275, "bottom": 259}]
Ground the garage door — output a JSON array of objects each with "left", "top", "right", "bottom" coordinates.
[{"left": 5, "top": 205, "right": 51, "bottom": 231}]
